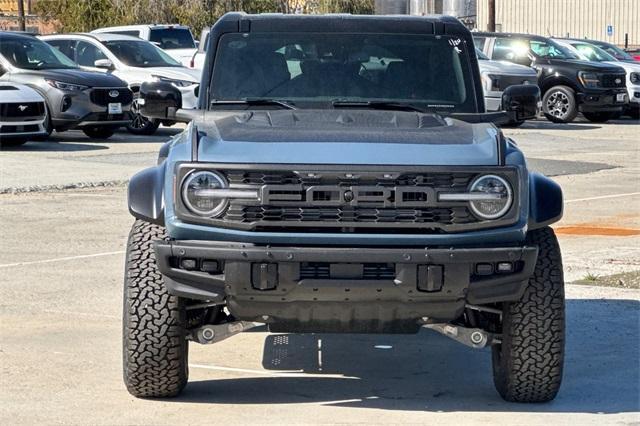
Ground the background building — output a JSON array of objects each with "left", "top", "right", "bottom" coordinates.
[
  {"left": 477, "top": 0, "right": 639, "bottom": 48},
  {"left": 0, "top": 0, "right": 55, "bottom": 33},
  {"left": 376, "top": 0, "right": 638, "bottom": 47}
]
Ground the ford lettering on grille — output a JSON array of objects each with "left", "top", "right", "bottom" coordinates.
[{"left": 260, "top": 185, "right": 437, "bottom": 208}]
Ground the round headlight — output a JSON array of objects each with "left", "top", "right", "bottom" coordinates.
[
  {"left": 469, "top": 175, "right": 513, "bottom": 219},
  {"left": 182, "top": 171, "right": 228, "bottom": 217}
]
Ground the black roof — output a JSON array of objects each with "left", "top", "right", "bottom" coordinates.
[
  {"left": 0, "top": 31, "right": 39, "bottom": 40},
  {"left": 215, "top": 12, "right": 470, "bottom": 36},
  {"left": 473, "top": 32, "right": 550, "bottom": 41},
  {"left": 556, "top": 37, "right": 612, "bottom": 46}
]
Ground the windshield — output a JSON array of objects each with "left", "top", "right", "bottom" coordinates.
[
  {"left": 0, "top": 37, "right": 77, "bottom": 70},
  {"left": 476, "top": 48, "right": 489, "bottom": 60},
  {"left": 103, "top": 40, "right": 181, "bottom": 67},
  {"left": 149, "top": 28, "right": 195, "bottom": 50},
  {"left": 211, "top": 33, "right": 478, "bottom": 113},
  {"left": 593, "top": 41, "right": 634, "bottom": 61},
  {"left": 529, "top": 39, "right": 579, "bottom": 59},
  {"left": 571, "top": 42, "right": 616, "bottom": 62}
]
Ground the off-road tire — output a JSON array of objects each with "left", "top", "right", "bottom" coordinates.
[
  {"left": 123, "top": 220, "right": 188, "bottom": 398},
  {"left": 582, "top": 111, "right": 614, "bottom": 123},
  {"left": 492, "top": 227, "right": 565, "bottom": 403},
  {"left": 542, "top": 85, "right": 578, "bottom": 123},
  {"left": 82, "top": 126, "right": 115, "bottom": 139}
]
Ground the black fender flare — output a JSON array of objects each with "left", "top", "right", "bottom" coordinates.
[
  {"left": 128, "top": 163, "right": 166, "bottom": 226},
  {"left": 528, "top": 172, "right": 563, "bottom": 230}
]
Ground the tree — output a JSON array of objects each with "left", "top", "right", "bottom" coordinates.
[{"left": 34, "top": 0, "right": 374, "bottom": 35}]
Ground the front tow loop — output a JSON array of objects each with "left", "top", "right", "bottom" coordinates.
[
  {"left": 190, "top": 321, "right": 264, "bottom": 344},
  {"left": 423, "top": 322, "right": 500, "bottom": 349}
]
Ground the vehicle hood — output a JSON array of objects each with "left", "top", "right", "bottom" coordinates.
[
  {"left": 603, "top": 60, "right": 640, "bottom": 74},
  {"left": 549, "top": 58, "right": 626, "bottom": 73},
  {"left": 11, "top": 68, "right": 128, "bottom": 87},
  {"left": 145, "top": 66, "right": 200, "bottom": 83},
  {"left": 194, "top": 110, "right": 502, "bottom": 166},
  {"left": 478, "top": 59, "right": 537, "bottom": 76},
  {"left": 0, "top": 82, "right": 44, "bottom": 103}
]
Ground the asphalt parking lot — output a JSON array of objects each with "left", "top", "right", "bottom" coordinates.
[{"left": 1, "top": 118, "right": 639, "bottom": 425}]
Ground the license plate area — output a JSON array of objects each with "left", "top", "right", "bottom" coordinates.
[
  {"left": 108, "top": 103, "right": 122, "bottom": 114},
  {"left": 616, "top": 93, "right": 627, "bottom": 103}
]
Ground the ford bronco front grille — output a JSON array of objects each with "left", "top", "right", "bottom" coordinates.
[{"left": 175, "top": 165, "right": 520, "bottom": 233}]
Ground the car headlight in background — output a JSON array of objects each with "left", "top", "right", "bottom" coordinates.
[
  {"left": 45, "top": 79, "right": 89, "bottom": 91},
  {"left": 578, "top": 72, "right": 600, "bottom": 89},
  {"left": 182, "top": 171, "right": 229, "bottom": 217},
  {"left": 468, "top": 175, "right": 513, "bottom": 219},
  {"left": 630, "top": 72, "right": 640, "bottom": 84},
  {"left": 481, "top": 73, "right": 500, "bottom": 92},
  {"left": 152, "top": 75, "right": 196, "bottom": 88}
]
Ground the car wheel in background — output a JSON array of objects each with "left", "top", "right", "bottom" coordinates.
[
  {"left": 127, "top": 94, "right": 160, "bottom": 135},
  {"left": 582, "top": 111, "right": 615, "bottom": 123},
  {"left": 542, "top": 86, "right": 578, "bottom": 123},
  {"left": 82, "top": 126, "right": 115, "bottom": 139}
]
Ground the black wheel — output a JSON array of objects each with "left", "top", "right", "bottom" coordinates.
[
  {"left": 542, "top": 85, "right": 578, "bottom": 123},
  {"left": 627, "top": 108, "right": 639, "bottom": 120},
  {"left": 127, "top": 94, "right": 160, "bottom": 135},
  {"left": 123, "top": 220, "right": 188, "bottom": 398},
  {"left": 582, "top": 111, "right": 614, "bottom": 123},
  {"left": 492, "top": 227, "right": 565, "bottom": 403},
  {"left": 82, "top": 126, "right": 115, "bottom": 139}
]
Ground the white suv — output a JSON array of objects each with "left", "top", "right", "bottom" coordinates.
[
  {"left": 91, "top": 24, "right": 196, "bottom": 66},
  {"left": 42, "top": 33, "right": 200, "bottom": 135}
]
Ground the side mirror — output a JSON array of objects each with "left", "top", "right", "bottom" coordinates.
[
  {"left": 139, "top": 81, "right": 182, "bottom": 120},
  {"left": 502, "top": 84, "right": 540, "bottom": 122},
  {"left": 94, "top": 59, "right": 114, "bottom": 70}
]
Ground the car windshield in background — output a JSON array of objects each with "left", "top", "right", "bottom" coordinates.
[
  {"left": 476, "top": 48, "right": 490, "bottom": 60},
  {"left": 103, "top": 40, "right": 181, "bottom": 67},
  {"left": 571, "top": 42, "right": 617, "bottom": 62},
  {"left": 211, "top": 33, "right": 478, "bottom": 113},
  {"left": 149, "top": 28, "right": 195, "bottom": 50},
  {"left": 593, "top": 42, "right": 635, "bottom": 61},
  {"left": 529, "top": 39, "right": 578, "bottom": 59},
  {"left": 0, "top": 37, "right": 78, "bottom": 70}
]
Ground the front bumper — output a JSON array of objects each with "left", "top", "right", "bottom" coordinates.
[
  {"left": 578, "top": 88, "right": 628, "bottom": 112},
  {"left": 48, "top": 87, "right": 133, "bottom": 131},
  {"left": 155, "top": 240, "right": 537, "bottom": 333}
]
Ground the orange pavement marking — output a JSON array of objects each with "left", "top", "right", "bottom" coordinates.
[{"left": 554, "top": 226, "right": 640, "bottom": 236}]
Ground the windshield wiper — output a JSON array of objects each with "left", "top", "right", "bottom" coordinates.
[
  {"left": 332, "top": 100, "right": 427, "bottom": 113},
  {"left": 210, "top": 98, "right": 296, "bottom": 110}
]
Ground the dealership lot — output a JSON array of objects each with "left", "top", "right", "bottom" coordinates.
[{"left": 1, "top": 118, "right": 639, "bottom": 424}]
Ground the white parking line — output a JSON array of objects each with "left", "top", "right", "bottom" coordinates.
[
  {"left": 0, "top": 251, "right": 125, "bottom": 268},
  {"left": 565, "top": 192, "right": 640, "bottom": 204},
  {"left": 189, "top": 363, "right": 359, "bottom": 379}
]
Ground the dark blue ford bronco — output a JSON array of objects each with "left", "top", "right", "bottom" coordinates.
[{"left": 124, "top": 13, "right": 564, "bottom": 403}]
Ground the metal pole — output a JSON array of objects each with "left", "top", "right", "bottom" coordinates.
[
  {"left": 487, "top": 0, "right": 495, "bottom": 32},
  {"left": 17, "top": 0, "right": 26, "bottom": 32}
]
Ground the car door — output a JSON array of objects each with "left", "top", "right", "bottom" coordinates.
[{"left": 75, "top": 40, "right": 110, "bottom": 71}]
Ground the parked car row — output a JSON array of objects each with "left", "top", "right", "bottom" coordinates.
[
  {"left": 0, "top": 25, "right": 202, "bottom": 146},
  {"left": 473, "top": 32, "right": 639, "bottom": 123}
]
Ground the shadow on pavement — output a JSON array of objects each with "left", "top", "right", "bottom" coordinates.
[
  {"left": 518, "top": 120, "right": 602, "bottom": 131},
  {"left": 178, "top": 298, "right": 639, "bottom": 413},
  {"left": 1, "top": 127, "right": 182, "bottom": 152}
]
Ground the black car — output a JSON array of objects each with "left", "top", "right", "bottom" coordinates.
[
  {"left": 474, "top": 32, "right": 628, "bottom": 123},
  {"left": 0, "top": 32, "right": 133, "bottom": 139}
]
